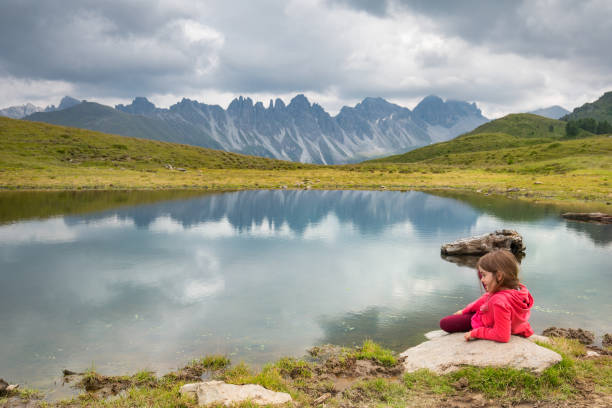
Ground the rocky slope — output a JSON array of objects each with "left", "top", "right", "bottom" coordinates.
[{"left": 25, "top": 94, "right": 488, "bottom": 164}]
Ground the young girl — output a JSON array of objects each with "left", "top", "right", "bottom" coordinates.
[{"left": 439, "top": 249, "right": 534, "bottom": 343}]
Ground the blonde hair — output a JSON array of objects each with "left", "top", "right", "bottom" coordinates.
[{"left": 477, "top": 249, "right": 520, "bottom": 291}]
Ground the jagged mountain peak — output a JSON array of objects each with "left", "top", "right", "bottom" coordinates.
[
  {"left": 413, "top": 95, "right": 484, "bottom": 127},
  {"left": 288, "top": 94, "right": 311, "bottom": 110},
  {"left": 116, "top": 97, "right": 157, "bottom": 115},
  {"left": 58, "top": 96, "right": 81, "bottom": 110}
]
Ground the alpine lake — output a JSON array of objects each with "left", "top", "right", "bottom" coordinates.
[{"left": 0, "top": 189, "right": 610, "bottom": 399}]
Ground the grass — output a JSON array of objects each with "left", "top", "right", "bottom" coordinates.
[
  {"left": 356, "top": 339, "right": 397, "bottom": 367},
  {"left": 0, "top": 116, "right": 610, "bottom": 211},
  {"left": 6, "top": 338, "right": 611, "bottom": 407}
]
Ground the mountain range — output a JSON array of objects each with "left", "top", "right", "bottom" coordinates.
[
  {"left": 0, "top": 96, "right": 81, "bottom": 119},
  {"left": 527, "top": 105, "right": 569, "bottom": 119},
  {"left": 21, "top": 95, "right": 488, "bottom": 164}
]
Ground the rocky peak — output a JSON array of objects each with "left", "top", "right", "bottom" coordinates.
[
  {"left": 413, "top": 95, "right": 484, "bottom": 127},
  {"left": 116, "top": 97, "right": 157, "bottom": 115},
  {"left": 287, "top": 94, "right": 311, "bottom": 111},
  {"left": 58, "top": 96, "right": 81, "bottom": 110}
]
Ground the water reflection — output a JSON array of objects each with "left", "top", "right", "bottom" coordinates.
[{"left": 0, "top": 190, "right": 610, "bottom": 393}]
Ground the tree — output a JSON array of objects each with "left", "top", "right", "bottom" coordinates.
[{"left": 565, "top": 120, "right": 579, "bottom": 137}]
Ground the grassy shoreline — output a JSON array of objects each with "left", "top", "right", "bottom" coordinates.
[
  {"left": 2, "top": 338, "right": 610, "bottom": 407},
  {"left": 1, "top": 167, "right": 610, "bottom": 213}
]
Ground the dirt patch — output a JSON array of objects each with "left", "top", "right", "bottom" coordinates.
[{"left": 542, "top": 327, "right": 595, "bottom": 344}]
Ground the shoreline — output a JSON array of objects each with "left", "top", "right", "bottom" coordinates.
[{"left": 2, "top": 336, "right": 610, "bottom": 407}]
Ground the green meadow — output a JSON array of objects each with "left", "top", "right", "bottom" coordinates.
[{"left": 0, "top": 115, "right": 610, "bottom": 212}]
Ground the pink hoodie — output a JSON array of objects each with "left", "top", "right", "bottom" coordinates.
[{"left": 462, "top": 284, "right": 534, "bottom": 343}]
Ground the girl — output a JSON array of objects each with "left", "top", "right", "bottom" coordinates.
[{"left": 439, "top": 249, "right": 534, "bottom": 343}]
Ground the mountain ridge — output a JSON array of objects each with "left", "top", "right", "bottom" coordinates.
[{"left": 24, "top": 94, "right": 488, "bottom": 164}]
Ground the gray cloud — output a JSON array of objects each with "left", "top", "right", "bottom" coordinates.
[{"left": 0, "top": 0, "right": 610, "bottom": 116}]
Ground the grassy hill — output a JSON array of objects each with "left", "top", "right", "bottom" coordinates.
[
  {"left": 367, "top": 113, "right": 594, "bottom": 164},
  {"left": 0, "top": 116, "right": 308, "bottom": 171},
  {"left": 25, "top": 101, "right": 224, "bottom": 149},
  {"left": 562, "top": 91, "right": 612, "bottom": 123}
]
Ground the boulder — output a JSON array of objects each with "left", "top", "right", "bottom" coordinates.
[
  {"left": 562, "top": 212, "right": 612, "bottom": 224},
  {"left": 179, "top": 380, "right": 292, "bottom": 406},
  {"left": 441, "top": 229, "right": 525, "bottom": 257},
  {"left": 542, "top": 327, "right": 594, "bottom": 345},
  {"left": 400, "top": 333, "right": 561, "bottom": 374},
  {"left": 603, "top": 333, "right": 612, "bottom": 348}
]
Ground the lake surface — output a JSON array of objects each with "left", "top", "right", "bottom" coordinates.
[{"left": 0, "top": 190, "right": 610, "bottom": 396}]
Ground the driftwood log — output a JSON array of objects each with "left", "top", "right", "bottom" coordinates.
[
  {"left": 441, "top": 229, "right": 525, "bottom": 257},
  {"left": 562, "top": 212, "right": 612, "bottom": 224}
]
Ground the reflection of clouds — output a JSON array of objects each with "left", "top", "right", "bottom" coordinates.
[
  {"left": 387, "top": 220, "right": 415, "bottom": 238},
  {"left": 149, "top": 215, "right": 294, "bottom": 239},
  {"left": 303, "top": 213, "right": 352, "bottom": 242},
  {"left": 0, "top": 218, "right": 77, "bottom": 244},
  {"left": 0, "top": 215, "right": 134, "bottom": 245}
]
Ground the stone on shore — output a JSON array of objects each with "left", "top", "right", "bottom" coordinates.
[
  {"left": 603, "top": 333, "right": 612, "bottom": 348},
  {"left": 179, "top": 380, "right": 292, "bottom": 407},
  {"left": 400, "top": 333, "right": 561, "bottom": 374},
  {"left": 441, "top": 229, "right": 526, "bottom": 257},
  {"left": 542, "top": 327, "right": 595, "bottom": 345}
]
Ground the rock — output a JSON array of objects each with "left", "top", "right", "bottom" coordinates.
[
  {"left": 176, "top": 167, "right": 187, "bottom": 172},
  {"left": 179, "top": 380, "right": 292, "bottom": 406},
  {"left": 562, "top": 212, "right": 612, "bottom": 224},
  {"left": 586, "top": 350, "right": 600, "bottom": 357},
  {"left": 0, "top": 378, "right": 7, "bottom": 394},
  {"left": 400, "top": 333, "right": 561, "bottom": 374},
  {"left": 542, "top": 327, "right": 595, "bottom": 345},
  {"left": 603, "top": 333, "right": 612, "bottom": 348},
  {"left": 424, "top": 330, "right": 449, "bottom": 340},
  {"left": 506, "top": 187, "right": 520, "bottom": 192},
  {"left": 452, "top": 376, "right": 469, "bottom": 389},
  {"left": 534, "top": 181, "right": 543, "bottom": 185},
  {"left": 6, "top": 384, "right": 18, "bottom": 392},
  {"left": 528, "top": 334, "right": 551, "bottom": 344},
  {"left": 441, "top": 229, "right": 526, "bottom": 257},
  {"left": 313, "top": 393, "right": 331, "bottom": 405}
]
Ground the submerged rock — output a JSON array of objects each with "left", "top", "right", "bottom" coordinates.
[
  {"left": 542, "top": 327, "right": 595, "bottom": 345},
  {"left": 180, "top": 380, "right": 292, "bottom": 406},
  {"left": 441, "top": 229, "right": 525, "bottom": 257},
  {"left": 562, "top": 212, "right": 612, "bottom": 224},
  {"left": 400, "top": 333, "right": 561, "bottom": 374}
]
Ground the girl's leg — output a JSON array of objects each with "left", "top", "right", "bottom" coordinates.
[{"left": 439, "top": 313, "right": 474, "bottom": 333}]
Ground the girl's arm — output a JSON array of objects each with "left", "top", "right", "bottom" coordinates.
[
  {"left": 461, "top": 294, "right": 488, "bottom": 314},
  {"left": 469, "top": 301, "right": 512, "bottom": 342}
]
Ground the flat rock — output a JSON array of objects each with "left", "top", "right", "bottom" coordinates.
[
  {"left": 180, "top": 380, "right": 292, "bottom": 406},
  {"left": 400, "top": 333, "right": 561, "bottom": 374},
  {"left": 441, "top": 229, "right": 525, "bottom": 256}
]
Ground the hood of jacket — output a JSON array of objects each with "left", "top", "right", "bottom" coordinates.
[{"left": 492, "top": 283, "right": 533, "bottom": 314}]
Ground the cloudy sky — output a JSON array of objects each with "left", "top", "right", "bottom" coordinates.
[{"left": 1, "top": 0, "right": 611, "bottom": 118}]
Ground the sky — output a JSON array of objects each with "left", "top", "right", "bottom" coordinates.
[{"left": 0, "top": 0, "right": 611, "bottom": 118}]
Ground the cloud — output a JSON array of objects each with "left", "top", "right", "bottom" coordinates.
[{"left": 0, "top": 0, "right": 611, "bottom": 116}]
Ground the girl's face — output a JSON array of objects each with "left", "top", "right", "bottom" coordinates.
[{"left": 479, "top": 268, "right": 500, "bottom": 293}]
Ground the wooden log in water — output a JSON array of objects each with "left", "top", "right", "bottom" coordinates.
[
  {"left": 441, "top": 229, "right": 525, "bottom": 256},
  {"left": 562, "top": 212, "right": 612, "bottom": 224}
]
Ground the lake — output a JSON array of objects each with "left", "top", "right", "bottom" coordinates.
[{"left": 0, "top": 190, "right": 610, "bottom": 397}]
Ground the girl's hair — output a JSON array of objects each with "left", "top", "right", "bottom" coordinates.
[{"left": 477, "top": 249, "right": 520, "bottom": 291}]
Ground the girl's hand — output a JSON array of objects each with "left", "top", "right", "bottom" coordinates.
[
  {"left": 464, "top": 332, "right": 473, "bottom": 341},
  {"left": 453, "top": 310, "right": 463, "bottom": 315}
]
